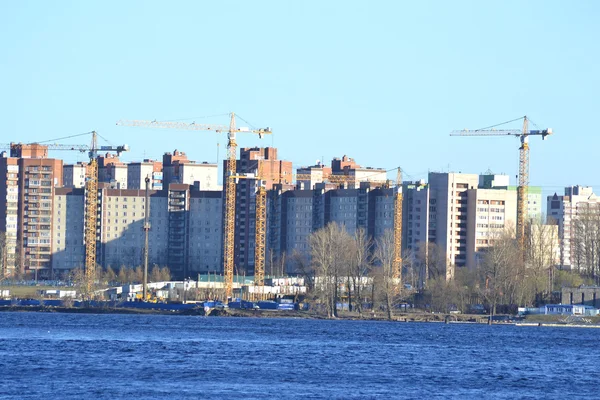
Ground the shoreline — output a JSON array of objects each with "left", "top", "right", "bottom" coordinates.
[{"left": 3, "top": 305, "right": 600, "bottom": 328}]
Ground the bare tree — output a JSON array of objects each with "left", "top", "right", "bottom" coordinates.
[
  {"left": 348, "top": 228, "right": 372, "bottom": 316},
  {"left": 309, "top": 223, "right": 353, "bottom": 318},
  {"left": 571, "top": 203, "right": 600, "bottom": 283},
  {"left": 478, "top": 228, "right": 523, "bottom": 317},
  {"left": 374, "top": 230, "right": 397, "bottom": 320},
  {"left": 525, "top": 217, "right": 559, "bottom": 303},
  {"left": 417, "top": 242, "right": 449, "bottom": 287}
]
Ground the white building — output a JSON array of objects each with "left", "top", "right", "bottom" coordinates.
[
  {"left": 466, "top": 187, "right": 517, "bottom": 270},
  {"left": 63, "top": 163, "right": 87, "bottom": 188},
  {"left": 547, "top": 186, "right": 600, "bottom": 270},
  {"left": 127, "top": 160, "right": 163, "bottom": 190}
]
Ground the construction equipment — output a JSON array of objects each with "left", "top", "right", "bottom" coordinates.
[
  {"left": 253, "top": 164, "right": 267, "bottom": 300},
  {"left": 451, "top": 116, "right": 552, "bottom": 255},
  {"left": 117, "top": 113, "right": 272, "bottom": 300},
  {"left": 84, "top": 132, "right": 129, "bottom": 297},
  {"left": 392, "top": 167, "right": 402, "bottom": 289}
]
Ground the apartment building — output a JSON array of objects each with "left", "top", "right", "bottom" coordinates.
[
  {"left": 547, "top": 186, "right": 600, "bottom": 270},
  {"left": 127, "top": 159, "right": 163, "bottom": 190},
  {"left": 402, "top": 180, "right": 430, "bottom": 255},
  {"left": 466, "top": 187, "right": 517, "bottom": 270},
  {"left": 98, "top": 153, "right": 127, "bottom": 189},
  {"left": 48, "top": 182, "right": 224, "bottom": 279},
  {"left": 0, "top": 144, "right": 64, "bottom": 278},
  {"left": 266, "top": 184, "right": 394, "bottom": 274},
  {"left": 63, "top": 162, "right": 88, "bottom": 189},
  {"left": 163, "top": 150, "right": 218, "bottom": 190},
  {"left": 233, "top": 147, "right": 293, "bottom": 274},
  {"left": 0, "top": 154, "right": 19, "bottom": 276},
  {"left": 188, "top": 191, "right": 223, "bottom": 274},
  {"left": 52, "top": 188, "right": 85, "bottom": 275},
  {"left": 428, "top": 172, "right": 480, "bottom": 275}
]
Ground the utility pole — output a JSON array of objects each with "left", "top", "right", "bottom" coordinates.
[{"left": 143, "top": 176, "right": 151, "bottom": 300}]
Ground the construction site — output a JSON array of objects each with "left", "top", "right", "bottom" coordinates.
[{"left": 0, "top": 113, "right": 559, "bottom": 315}]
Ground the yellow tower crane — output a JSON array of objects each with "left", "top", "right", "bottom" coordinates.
[
  {"left": 116, "top": 113, "right": 271, "bottom": 300},
  {"left": 451, "top": 116, "right": 552, "bottom": 256},
  {"left": 253, "top": 164, "right": 267, "bottom": 300},
  {"left": 392, "top": 167, "right": 403, "bottom": 288}
]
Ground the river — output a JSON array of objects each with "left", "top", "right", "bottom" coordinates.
[{"left": 0, "top": 312, "right": 596, "bottom": 399}]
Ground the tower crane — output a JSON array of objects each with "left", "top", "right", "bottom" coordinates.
[
  {"left": 116, "top": 113, "right": 272, "bottom": 300},
  {"left": 451, "top": 116, "right": 552, "bottom": 256},
  {"left": 393, "top": 167, "right": 402, "bottom": 290},
  {"left": 2, "top": 133, "right": 129, "bottom": 294}
]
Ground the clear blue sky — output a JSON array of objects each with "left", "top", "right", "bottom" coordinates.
[{"left": 1, "top": 1, "right": 598, "bottom": 196}]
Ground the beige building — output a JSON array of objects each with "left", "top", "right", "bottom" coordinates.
[
  {"left": 63, "top": 163, "right": 88, "bottom": 189},
  {"left": 547, "top": 186, "right": 600, "bottom": 270},
  {"left": 466, "top": 188, "right": 517, "bottom": 270},
  {"left": 0, "top": 154, "right": 19, "bottom": 276},
  {"left": 428, "top": 172, "right": 480, "bottom": 278},
  {"left": 52, "top": 188, "right": 85, "bottom": 275}
]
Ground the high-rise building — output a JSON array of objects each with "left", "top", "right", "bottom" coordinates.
[
  {"left": 52, "top": 188, "right": 85, "bottom": 275},
  {"left": 0, "top": 153, "right": 19, "bottom": 276},
  {"left": 0, "top": 144, "right": 63, "bottom": 278},
  {"left": 63, "top": 162, "right": 88, "bottom": 188},
  {"left": 232, "top": 147, "right": 293, "bottom": 274},
  {"left": 547, "top": 186, "right": 600, "bottom": 270},
  {"left": 49, "top": 183, "right": 223, "bottom": 279},
  {"left": 98, "top": 153, "right": 127, "bottom": 189},
  {"left": 402, "top": 180, "right": 430, "bottom": 255},
  {"left": 465, "top": 187, "right": 517, "bottom": 270},
  {"left": 127, "top": 159, "right": 163, "bottom": 190},
  {"left": 428, "top": 172, "right": 480, "bottom": 275},
  {"left": 162, "top": 150, "right": 218, "bottom": 190},
  {"left": 266, "top": 183, "right": 394, "bottom": 274}
]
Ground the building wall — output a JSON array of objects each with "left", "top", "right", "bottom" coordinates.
[
  {"left": 17, "top": 157, "right": 63, "bottom": 277},
  {"left": 562, "top": 286, "right": 600, "bottom": 308},
  {"left": 52, "top": 188, "right": 85, "bottom": 274},
  {"left": 98, "top": 188, "right": 152, "bottom": 269},
  {"left": 0, "top": 156, "right": 19, "bottom": 276},
  {"left": 466, "top": 188, "right": 517, "bottom": 270},
  {"left": 180, "top": 163, "right": 218, "bottom": 189},
  {"left": 188, "top": 192, "right": 222, "bottom": 274},
  {"left": 402, "top": 181, "right": 429, "bottom": 255},
  {"left": 127, "top": 163, "right": 155, "bottom": 190},
  {"left": 547, "top": 186, "right": 600, "bottom": 270},
  {"left": 63, "top": 163, "right": 87, "bottom": 188},
  {"left": 428, "top": 172, "right": 479, "bottom": 275}
]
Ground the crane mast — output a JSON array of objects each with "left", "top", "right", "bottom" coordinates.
[
  {"left": 84, "top": 132, "right": 99, "bottom": 297},
  {"left": 393, "top": 168, "right": 403, "bottom": 290},
  {"left": 223, "top": 113, "right": 237, "bottom": 300},
  {"left": 253, "top": 164, "right": 267, "bottom": 300},
  {"left": 516, "top": 117, "right": 529, "bottom": 252}
]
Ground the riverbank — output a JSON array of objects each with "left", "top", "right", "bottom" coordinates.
[{"left": 3, "top": 304, "right": 600, "bottom": 327}]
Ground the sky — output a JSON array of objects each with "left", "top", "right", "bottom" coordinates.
[{"left": 1, "top": 1, "right": 598, "bottom": 198}]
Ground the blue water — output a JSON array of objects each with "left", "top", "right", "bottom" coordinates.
[{"left": 0, "top": 313, "right": 597, "bottom": 399}]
